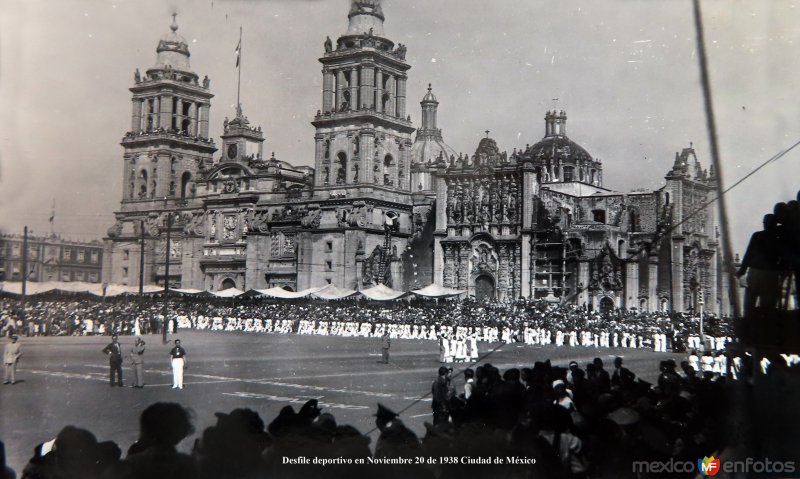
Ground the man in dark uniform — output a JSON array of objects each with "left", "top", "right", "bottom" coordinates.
[
  {"left": 611, "top": 356, "right": 636, "bottom": 390},
  {"left": 431, "top": 366, "right": 451, "bottom": 425},
  {"left": 381, "top": 332, "right": 391, "bottom": 364},
  {"left": 101, "top": 334, "right": 124, "bottom": 387},
  {"left": 169, "top": 339, "right": 187, "bottom": 389}
]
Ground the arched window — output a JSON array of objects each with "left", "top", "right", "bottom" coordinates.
[
  {"left": 336, "top": 152, "right": 347, "bottom": 185},
  {"left": 382, "top": 92, "right": 390, "bottom": 112},
  {"left": 629, "top": 210, "right": 638, "bottom": 232},
  {"left": 181, "top": 172, "right": 192, "bottom": 199},
  {"left": 383, "top": 154, "right": 394, "bottom": 186},
  {"left": 139, "top": 170, "right": 148, "bottom": 199},
  {"left": 169, "top": 181, "right": 176, "bottom": 197}
]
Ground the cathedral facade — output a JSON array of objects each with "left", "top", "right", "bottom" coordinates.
[{"left": 103, "top": 1, "right": 729, "bottom": 315}]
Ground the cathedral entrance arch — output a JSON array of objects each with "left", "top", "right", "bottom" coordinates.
[
  {"left": 220, "top": 278, "right": 236, "bottom": 290},
  {"left": 475, "top": 275, "right": 495, "bottom": 301},
  {"left": 599, "top": 296, "right": 614, "bottom": 313}
]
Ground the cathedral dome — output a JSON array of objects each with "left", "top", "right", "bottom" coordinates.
[
  {"left": 523, "top": 111, "right": 602, "bottom": 185},
  {"left": 345, "top": 0, "right": 386, "bottom": 37},
  {"left": 412, "top": 84, "right": 455, "bottom": 165},
  {"left": 153, "top": 15, "right": 193, "bottom": 73},
  {"left": 525, "top": 135, "right": 594, "bottom": 164},
  {"left": 422, "top": 87, "right": 438, "bottom": 103},
  {"left": 411, "top": 135, "right": 457, "bottom": 165}
]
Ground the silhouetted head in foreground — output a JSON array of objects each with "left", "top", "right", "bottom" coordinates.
[{"left": 139, "top": 402, "right": 194, "bottom": 447}]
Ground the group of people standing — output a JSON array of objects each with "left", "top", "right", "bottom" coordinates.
[
  {"left": 737, "top": 190, "right": 800, "bottom": 316},
  {"left": 100, "top": 335, "right": 187, "bottom": 389}
]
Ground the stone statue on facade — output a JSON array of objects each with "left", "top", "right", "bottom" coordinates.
[
  {"left": 134, "top": 68, "right": 141, "bottom": 83},
  {"left": 463, "top": 194, "right": 473, "bottom": 224},
  {"left": 107, "top": 220, "right": 124, "bottom": 238},
  {"left": 324, "top": 36, "right": 333, "bottom": 53}
]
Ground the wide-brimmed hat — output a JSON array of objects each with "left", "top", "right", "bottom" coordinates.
[{"left": 374, "top": 403, "right": 399, "bottom": 422}]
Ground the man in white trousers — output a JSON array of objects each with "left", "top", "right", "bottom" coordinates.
[{"left": 169, "top": 339, "right": 187, "bottom": 389}]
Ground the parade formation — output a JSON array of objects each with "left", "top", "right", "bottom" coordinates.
[{"left": 2, "top": 0, "right": 800, "bottom": 476}]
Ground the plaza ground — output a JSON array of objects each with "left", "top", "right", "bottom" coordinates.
[{"left": 0, "top": 329, "right": 682, "bottom": 473}]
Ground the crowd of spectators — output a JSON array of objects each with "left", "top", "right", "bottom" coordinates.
[
  {"left": 1, "top": 295, "right": 733, "bottom": 353},
  {"left": 2, "top": 351, "right": 795, "bottom": 479}
]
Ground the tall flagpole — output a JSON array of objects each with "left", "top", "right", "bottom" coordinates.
[
  {"left": 237, "top": 26, "right": 242, "bottom": 113},
  {"left": 49, "top": 198, "right": 55, "bottom": 236}
]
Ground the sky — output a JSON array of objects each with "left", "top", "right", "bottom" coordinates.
[{"left": 1, "top": 0, "right": 799, "bottom": 256}]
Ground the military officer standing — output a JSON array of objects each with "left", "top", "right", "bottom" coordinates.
[
  {"left": 3, "top": 335, "right": 21, "bottom": 385},
  {"left": 169, "top": 339, "right": 187, "bottom": 389},
  {"left": 101, "top": 334, "right": 124, "bottom": 387},
  {"left": 129, "top": 337, "right": 146, "bottom": 388}
]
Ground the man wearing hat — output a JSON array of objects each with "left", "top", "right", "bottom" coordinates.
[
  {"left": 3, "top": 335, "right": 21, "bottom": 385},
  {"left": 101, "top": 334, "right": 124, "bottom": 387},
  {"left": 129, "top": 337, "right": 146, "bottom": 388},
  {"left": 374, "top": 403, "right": 420, "bottom": 459},
  {"left": 566, "top": 361, "right": 580, "bottom": 386}
]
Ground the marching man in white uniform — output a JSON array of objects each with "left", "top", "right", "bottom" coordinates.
[{"left": 169, "top": 339, "right": 187, "bottom": 389}]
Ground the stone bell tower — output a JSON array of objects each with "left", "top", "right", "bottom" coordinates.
[
  {"left": 104, "top": 15, "right": 216, "bottom": 288},
  {"left": 311, "top": 0, "right": 414, "bottom": 191},
  {"left": 296, "top": 1, "right": 416, "bottom": 291}
]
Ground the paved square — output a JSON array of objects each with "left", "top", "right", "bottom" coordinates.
[{"left": 0, "top": 330, "right": 680, "bottom": 472}]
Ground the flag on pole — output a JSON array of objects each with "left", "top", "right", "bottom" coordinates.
[
  {"left": 235, "top": 39, "right": 241, "bottom": 67},
  {"left": 49, "top": 200, "right": 55, "bottom": 224}
]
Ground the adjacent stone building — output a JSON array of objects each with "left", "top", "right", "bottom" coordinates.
[
  {"left": 104, "top": 1, "right": 728, "bottom": 315},
  {"left": 0, "top": 233, "right": 103, "bottom": 283}
]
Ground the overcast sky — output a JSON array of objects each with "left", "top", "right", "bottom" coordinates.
[{"left": 1, "top": 0, "right": 799, "bottom": 255}]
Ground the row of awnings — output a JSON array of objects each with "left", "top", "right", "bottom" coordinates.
[{"left": 0, "top": 281, "right": 465, "bottom": 301}]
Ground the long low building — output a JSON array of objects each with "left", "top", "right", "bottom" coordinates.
[{"left": 0, "top": 233, "right": 103, "bottom": 284}]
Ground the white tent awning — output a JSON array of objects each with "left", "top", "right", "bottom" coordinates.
[
  {"left": 211, "top": 288, "right": 245, "bottom": 298},
  {"left": 311, "top": 284, "right": 358, "bottom": 300},
  {"left": 359, "top": 284, "right": 408, "bottom": 301},
  {"left": 411, "top": 283, "right": 466, "bottom": 298}
]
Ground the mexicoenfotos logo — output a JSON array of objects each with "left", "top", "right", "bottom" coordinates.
[
  {"left": 698, "top": 456, "right": 721, "bottom": 476},
  {"left": 633, "top": 457, "right": 794, "bottom": 475}
]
